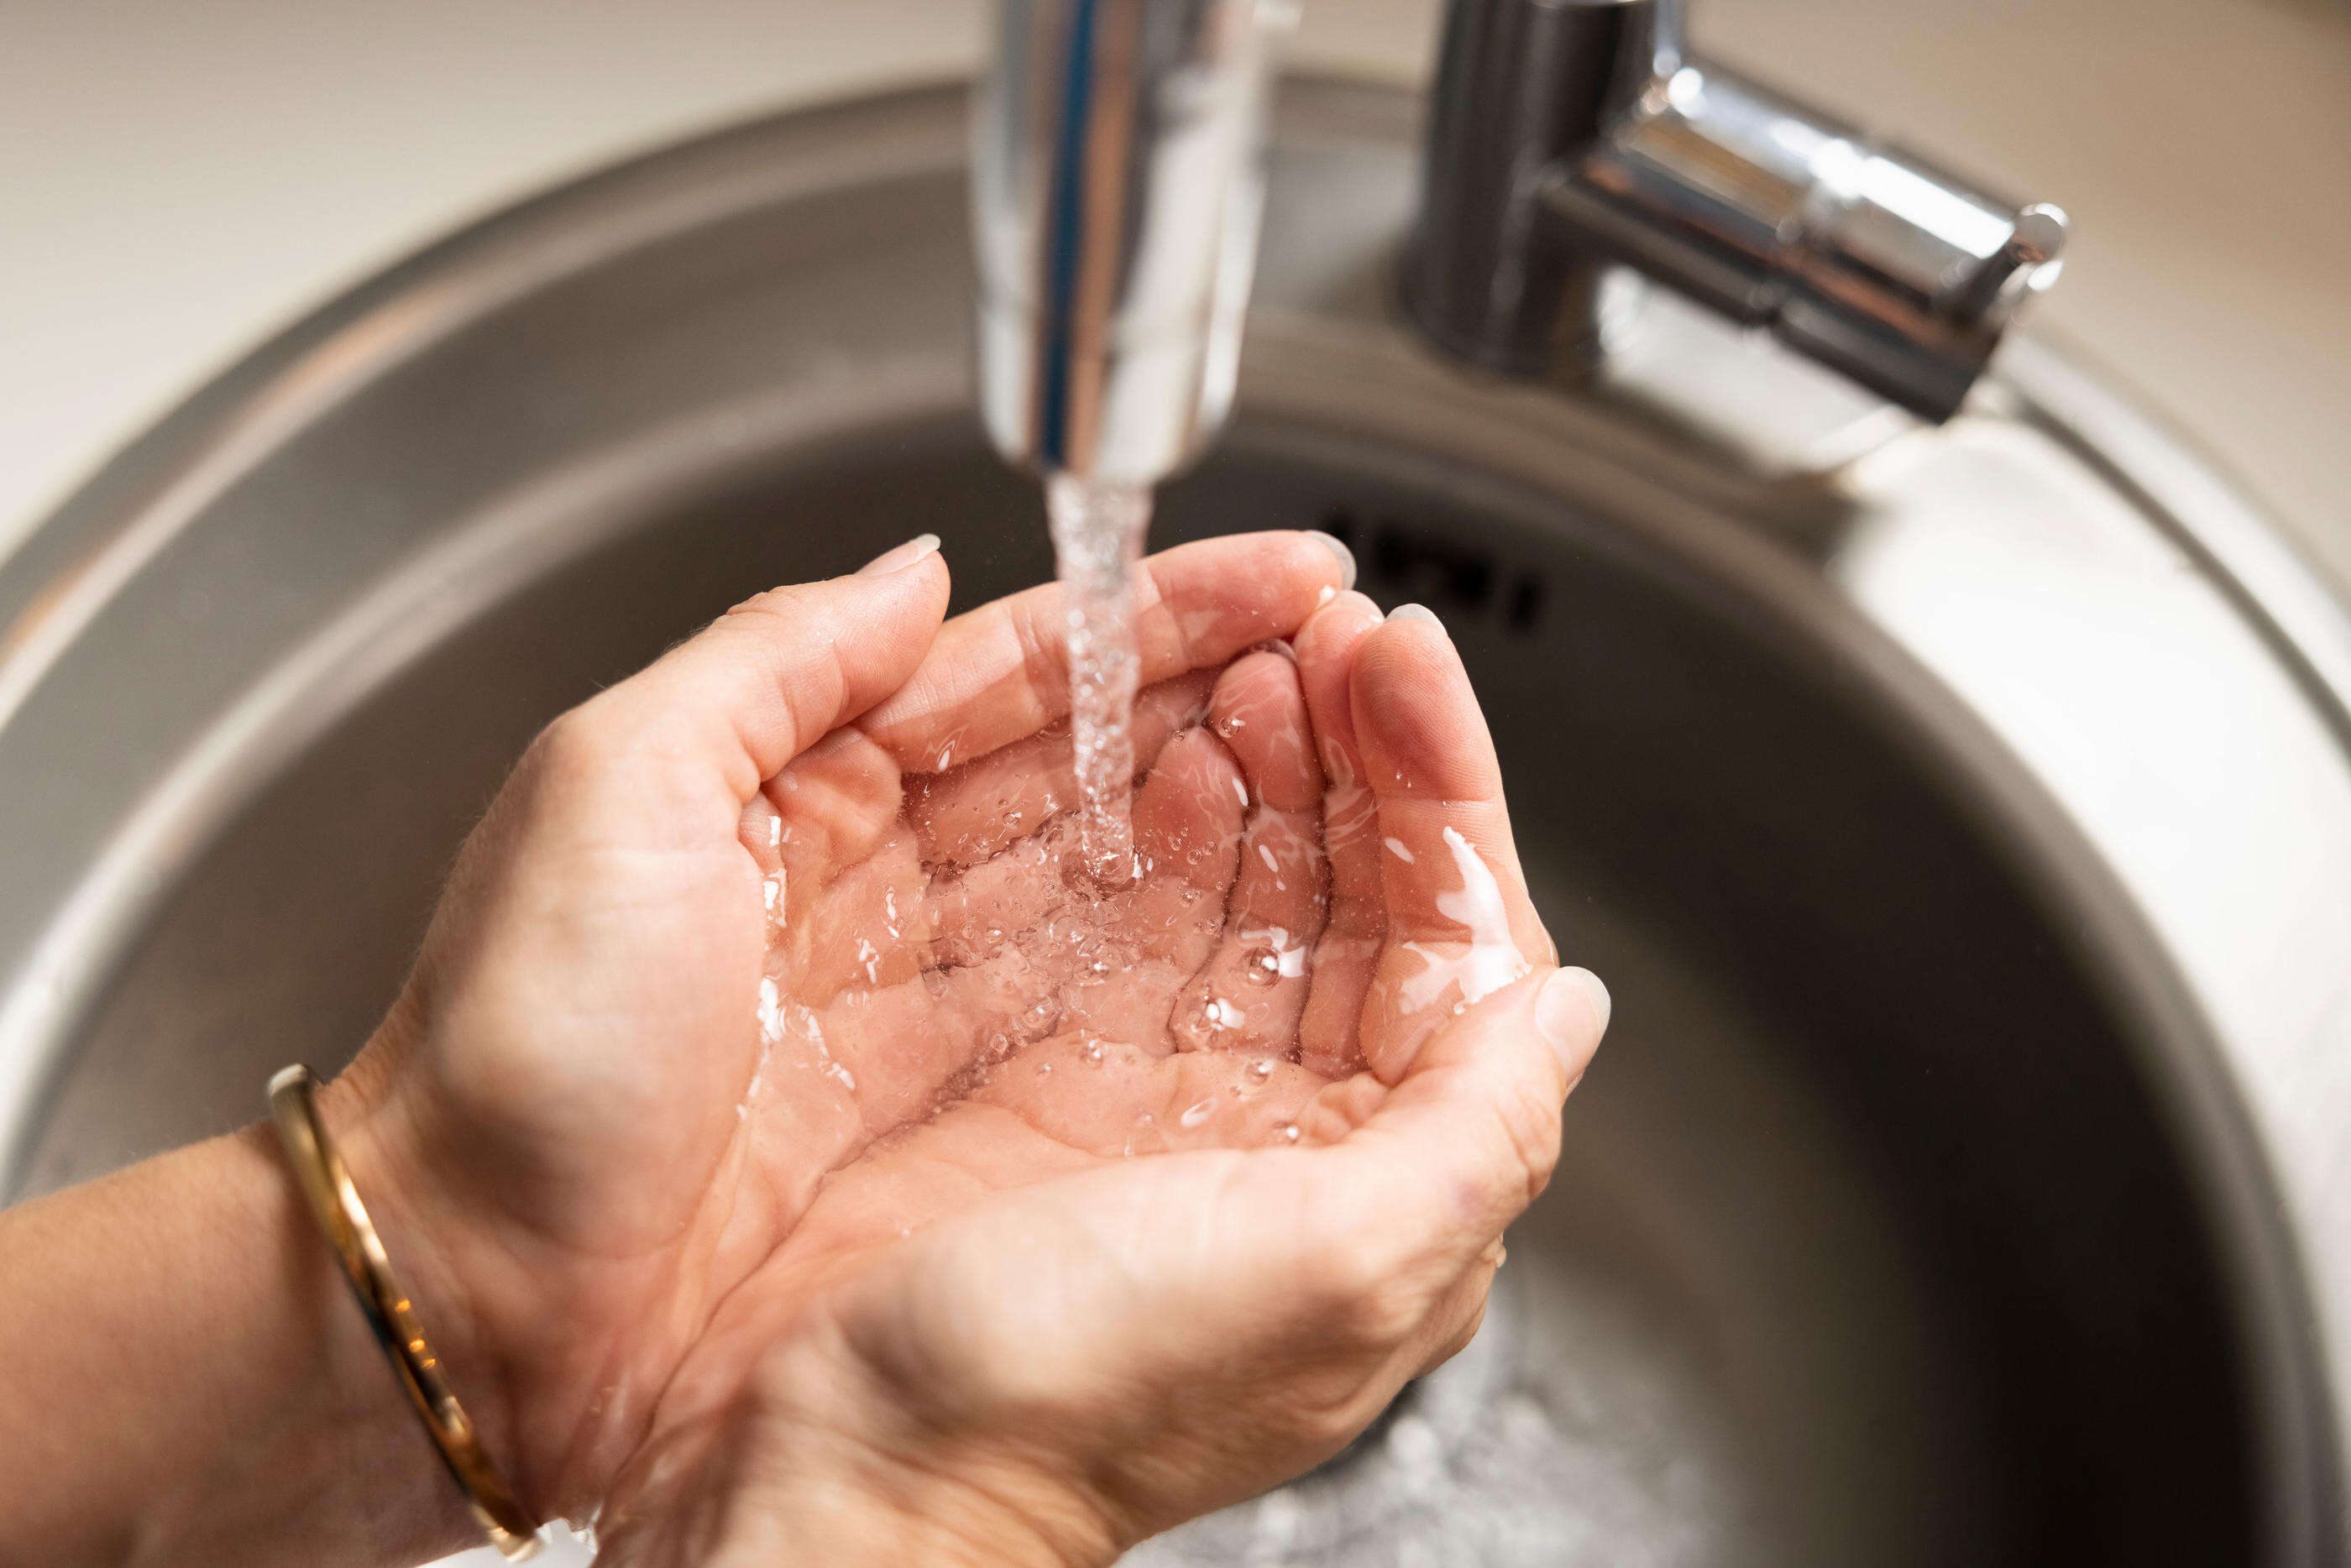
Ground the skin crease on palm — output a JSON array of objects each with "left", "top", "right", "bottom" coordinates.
[{"left": 322, "top": 530, "right": 1605, "bottom": 1568}]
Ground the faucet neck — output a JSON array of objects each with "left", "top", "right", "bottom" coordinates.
[
  {"left": 973, "top": 0, "right": 1286, "bottom": 487},
  {"left": 1403, "top": 0, "right": 1667, "bottom": 376}
]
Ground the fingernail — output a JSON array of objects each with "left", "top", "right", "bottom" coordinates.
[
  {"left": 857, "top": 533, "right": 941, "bottom": 576},
  {"left": 1535, "top": 966, "right": 1610, "bottom": 1077},
  {"left": 1304, "top": 530, "right": 1357, "bottom": 590},
  {"left": 1387, "top": 603, "right": 1443, "bottom": 630}
]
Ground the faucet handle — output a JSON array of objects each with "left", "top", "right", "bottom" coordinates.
[
  {"left": 1559, "top": 65, "right": 2067, "bottom": 421},
  {"left": 1948, "top": 201, "right": 2071, "bottom": 321},
  {"left": 1403, "top": 0, "right": 2068, "bottom": 425}
]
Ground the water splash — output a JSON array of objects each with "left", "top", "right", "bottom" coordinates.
[{"left": 1046, "top": 473, "right": 1153, "bottom": 886}]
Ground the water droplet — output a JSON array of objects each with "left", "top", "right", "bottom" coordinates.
[
  {"left": 1249, "top": 1058, "right": 1275, "bottom": 1080},
  {"left": 1277, "top": 1122, "right": 1302, "bottom": 1144},
  {"left": 1181, "top": 1098, "right": 1216, "bottom": 1129},
  {"left": 1081, "top": 1039, "right": 1106, "bottom": 1065},
  {"left": 1199, "top": 996, "right": 1243, "bottom": 1032},
  {"left": 1243, "top": 946, "right": 1281, "bottom": 985}
]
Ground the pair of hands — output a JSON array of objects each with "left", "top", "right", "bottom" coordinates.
[{"left": 328, "top": 529, "right": 1607, "bottom": 1565}]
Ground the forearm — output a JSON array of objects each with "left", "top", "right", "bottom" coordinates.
[{"left": 0, "top": 1122, "right": 479, "bottom": 1568}]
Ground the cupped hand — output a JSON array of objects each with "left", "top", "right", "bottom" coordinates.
[
  {"left": 331, "top": 532, "right": 1337, "bottom": 1501},
  {"left": 580, "top": 593, "right": 1607, "bottom": 1565},
  {"left": 331, "top": 529, "right": 1608, "bottom": 1564}
]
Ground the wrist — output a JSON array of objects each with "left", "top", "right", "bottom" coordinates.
[
  {"left": 242, "top": 1120, "right": 488, "bottom": 1545},
  {"left": 318, "top": 1017, "right": 709, "bottom": 1521},
  {"left": 309, "top": 1058, "right": 542, "bottom": 1524}
]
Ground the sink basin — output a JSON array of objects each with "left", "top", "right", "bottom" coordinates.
[{"left": 3, "top": 80, "right": 2348, "bottom": 1565}]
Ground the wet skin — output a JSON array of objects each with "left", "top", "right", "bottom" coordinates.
[{"left": 321, "top": 532, "right": 1594, "bottom": 1566}]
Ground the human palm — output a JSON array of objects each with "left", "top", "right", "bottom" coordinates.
[{"left": 333, "top": 531, "right": 1597, "bottom": 1562}]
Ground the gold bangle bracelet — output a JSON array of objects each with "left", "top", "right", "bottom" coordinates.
[{"left": 268, "top": 1064, "right": 542, "bottom": 1562}]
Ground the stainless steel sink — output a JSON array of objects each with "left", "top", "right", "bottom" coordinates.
[{"left": 3, "top": 80, "right": 2349, "bottom": 1565}]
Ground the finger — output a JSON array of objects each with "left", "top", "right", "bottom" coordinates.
[
  {"left": 1129, "top": 725, "right": 1248, "bottom": 899},
  {"left": 904, "top": 671, "right": 1216, "bottom": 869},
  {"left": 776, "top": 824, "right": 931, "bottom": 1007},
  {"left": 1210, "top": 648, "right": 1322, "bottom": 814},
  {"left": 1170, "top": 651, "right": 1329, "bottom": 1055},
  {"left": 934, "top": 724, "right": 1248, "bottom": 1055},
  {"left": 1293, "top": 592, "right": 1387, "bottom": 1077},
  {"left": 1325, "top": 967, "right": 1609, "bottom": 1288},
  {"left": 1350, "top": 610, "right": 1555, "bottom": 1082},
  {"left": 859, "top": 531, "right": 1349, "bottom": 774},
  {"left": 741, "top": 727, "right": 905, "bottom": 934},
  {"left": 570, "top": 541, "right": 951, "bottom": 820},
  {"left": 1054, "top": 729, "right": 1246, "bottom": 1046},
  {"left": 924, "top": 710, "right": 1244, "bottom": 970}
]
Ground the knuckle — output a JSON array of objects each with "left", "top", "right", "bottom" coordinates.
[
  {"left": 1009, "top": 601, "right": 1070, "bottom": 713},
  {"left": 533, "top": 704, "right": 612, "bottom": 777},
  {"left": 723, "top": 583, "right": 807, "bottom": 624}
]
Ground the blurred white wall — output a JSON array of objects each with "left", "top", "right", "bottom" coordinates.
[{"left": 3, "top": 0, "right": 2347, "bottom": 586}]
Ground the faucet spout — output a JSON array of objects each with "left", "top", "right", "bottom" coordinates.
[
  {"left": 1403, "top": 0, "right": 2066, "bottom": 421},
  {"left": 973, "top": 0, "right": 1291, "bottom": 486}
]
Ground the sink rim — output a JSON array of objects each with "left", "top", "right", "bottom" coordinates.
[{"left": 0, "top": 74, "right": 2345, "bottom": 1560}]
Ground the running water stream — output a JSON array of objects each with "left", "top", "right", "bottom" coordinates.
[{"left": 1045, "top": 473, "right": 1155, "bottom": 887}]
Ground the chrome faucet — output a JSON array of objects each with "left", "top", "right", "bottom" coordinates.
[
  {"left": 972, "top": 0, "right": 1290, "bottom": 488},
  {"left": 973, "top": 0, "right": 2066, "bottom": 487},
  {"left": 1403, "top": 0, "right": 2067, "bottom": 420}
]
